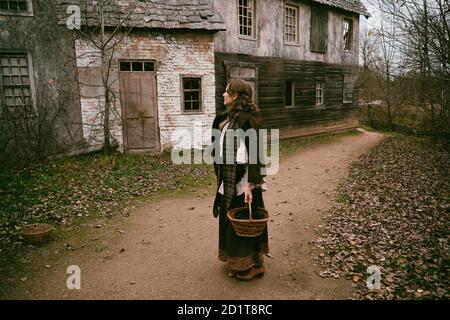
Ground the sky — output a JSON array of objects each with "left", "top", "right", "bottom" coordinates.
[
  {"left": 359, "top": 0, "right": 408, "bottom": 69},
  {"left": 360, "top": 0, "right": 382, "bottom": 35},
  {"left": 358, "top": 0, "right": 384, "bottom": 65}
]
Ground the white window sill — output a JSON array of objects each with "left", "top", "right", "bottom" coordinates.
[
  {"left": 284, "top": 42, "right": 300, "bottom": 48},
  {"left": 238, "top": 35, "right": 257, "bottom": 42},
  {"left": 182, "top": 111, "right": 204, "bottom": 115}
]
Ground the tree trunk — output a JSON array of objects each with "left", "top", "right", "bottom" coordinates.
[{"left": 100, "top": 0, "right": 112, "bottom": 155}]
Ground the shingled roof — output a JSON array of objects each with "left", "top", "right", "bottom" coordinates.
[
  {"left": 57, "top": 0, "right": 226, "bottom": 31},
  {"left": 313, "top": 0, "right": 371, "bottom": 18}
]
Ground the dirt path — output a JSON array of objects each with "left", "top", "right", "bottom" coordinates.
[{"left": 3, "top": 128, "right": 384, "bottom": 300}]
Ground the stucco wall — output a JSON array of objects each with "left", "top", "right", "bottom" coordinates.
[{"left": 0, "top": 0, "right": 83, "bottom": 162}]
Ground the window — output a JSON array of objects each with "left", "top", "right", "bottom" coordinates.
[
  {"left": 0, "top": 53, "right": 33, "bottom": 113},
  {"left": 285, "top": 4, "right": 298, "bottom": 44},
  {"left": 343, "top": 73, "right": 354, "bottom": 103},
  {"left": 119, "top": 60, "right": 155, "bottom": 72},
  {"left": 226, "top": 63, "right": 259, "bottom": 105},
  {"left": 182, "top": 77, "right": 201, "bottom": 112},
  {"left": 238, "top": 0, "right": 255, "bottom": 38},
  {"left": 310, "top": 5, "right": 328, "bottom": 53},
  {"left": 285, "top": 80, "right": 295, "bottom": 107},
  {"left": 0, "top": 0, "right": 32, "bottom": 15},
  {"left": 343, "top": 18, "right": 353, "bottom": 51},
  {"left": 315, "top": 82, "right": 325, "bottom": 106}
]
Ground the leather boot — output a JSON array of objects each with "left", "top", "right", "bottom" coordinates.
[{"left": 236, "top": 266, "right": 265, "bottom": 281}]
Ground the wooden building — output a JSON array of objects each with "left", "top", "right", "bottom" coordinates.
[
  {"left": 213, "top": 0, "right": 370, "bottom": 138},
  {"left": 1, "top": 0, "right": 370, "bottom": 163}
]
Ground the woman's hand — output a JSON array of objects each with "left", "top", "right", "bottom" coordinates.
[{"left": 244, "top": 183, "right": 255, "bottom": 204}]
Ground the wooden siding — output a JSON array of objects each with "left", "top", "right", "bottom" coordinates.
[
  {"left": 215, "top": 52, "right": 360, "bottom": 133},
  {"left": 213, "top": 0, "right": 361, "bottom": 66}
]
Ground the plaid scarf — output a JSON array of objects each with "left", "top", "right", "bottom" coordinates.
[
  {"left": 211, "top": 110, "right": 264, "bottom": 217},
  {"left": 218, "top": 117, "right": 246, "bottom": 217}
]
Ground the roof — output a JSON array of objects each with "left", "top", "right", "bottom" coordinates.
[
  {"left": 57, "top": 0, "right": 226, "bottom": 31},
  {"left": 312, "top": 0, "right": 371, "bottom": 18}
]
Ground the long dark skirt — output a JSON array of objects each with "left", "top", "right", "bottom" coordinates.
[{"left": 217, "top": 188, "right": 269, "bottom": 271}]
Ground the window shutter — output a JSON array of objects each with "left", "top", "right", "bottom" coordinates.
[{"left": 310, "top": 6, "right": 328, "bottom": 53}]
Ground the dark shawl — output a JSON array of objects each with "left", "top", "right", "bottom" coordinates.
[{"left": 211, "top": 108, "right": 266, "bottom": 217}]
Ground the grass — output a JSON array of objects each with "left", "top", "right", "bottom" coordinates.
[
  {"left": 335, "top": 194, "right": 349, "bottom": 204},
  {"left": 0, "top": 150, "right": 214, "bottom": 247}
]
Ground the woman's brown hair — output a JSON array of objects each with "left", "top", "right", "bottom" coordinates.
[{"left": 226, "top": 78, "right": 259, "bottom": 119}]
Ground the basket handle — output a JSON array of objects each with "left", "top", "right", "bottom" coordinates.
[{"left": 248, "top": 202, "right": 253, "bottom": 221}]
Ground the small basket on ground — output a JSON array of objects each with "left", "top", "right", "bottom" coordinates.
[
  {"left": 227, "top": 203, "right": 269, "bottom": 237},
  {"left": 20, "top": 223, "right": 54, "bottom": 244}
]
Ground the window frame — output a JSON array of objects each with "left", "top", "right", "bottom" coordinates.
[
  {"left": 118, "top": 60, "right": 156, "bottom": 73},
  {"left": 0, "top": 0, "right": 34, "bottom": 17},
  {"left": 315, "top": 81, "right": 325, "bottom": 107},
  {"left": 343, "top": 17, "right": 354, "bottom": 51},
  {"left": 180, "top": 76, "right": 203, "bottom": 114},
  {"left": 237, "top": 0, "right": 257, "bottom": 41},
  {"left": 0, "top": 50, "right": 37, "bottom": 116},
  {"left": 285, "top": 79, "right": 295, "bottom": 107},
  {"left": 224, "top": 60, "right": 260, "bottom": 106},
  {"left": 343, "top": 73, "right": 354, "bottom": 103},
  {"left": 284, "top": 2, "right": 300, "bottom": 46}
]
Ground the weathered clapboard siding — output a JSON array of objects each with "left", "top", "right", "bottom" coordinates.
[
  {"left": 213, "top": 0, "right": 361, "bottom": 66},
  {"left": 215, "top": 52, "right": 359, "bottom": 134},
  {"left": 213, "top": 0, "right": 366, "bottom": 138}
]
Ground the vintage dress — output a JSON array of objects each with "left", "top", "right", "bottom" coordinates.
[{"left": 211, "top": 107, "right": 269, "bottom": 271}]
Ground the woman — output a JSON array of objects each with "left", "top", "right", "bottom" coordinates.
[{"left": 211, "top": 78, "right": 269, "bottom": 281}]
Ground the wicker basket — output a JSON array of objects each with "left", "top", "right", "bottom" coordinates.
[
  {"left": 20, "top": 223, "right": 54, "bottom": 244},
  {"left": 227, "top": 203, "right": 269, "bottom": 237}
]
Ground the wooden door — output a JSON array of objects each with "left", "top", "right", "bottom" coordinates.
[{"left": 119, "top": 71, "right": 159, "bottom": 152}]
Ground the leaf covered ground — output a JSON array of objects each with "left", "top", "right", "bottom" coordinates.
[
  {"left": 0, "top": 151, "right": 213, "bottom": 249},
  {"left": 314, "top": 135, "right": 450, "bottom": 299},
  {"left": 0, "top": 129, "right": 359, "bottom": 252}
]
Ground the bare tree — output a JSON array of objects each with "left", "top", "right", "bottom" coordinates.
[
  {"left": 371, "top": 0, "right": 450, "bottom": 137},
  {"left": 360, "top": 6, "right": 407, "bottom": 130},
  {"left": 0, "top": 0, "right": 160, "bottom": 167},
  {"left": 359, "top": 29, "right": 380, "bottom": 103},
  {"left": 52, "top": 0, "right": 155, "bottom": 155}
]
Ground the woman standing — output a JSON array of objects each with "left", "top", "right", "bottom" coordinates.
[{"left": 211, "top": 78, "right": 269, "bottom": 281}]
